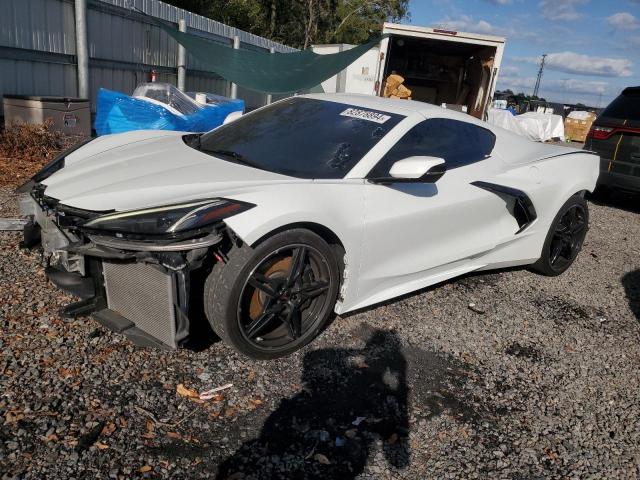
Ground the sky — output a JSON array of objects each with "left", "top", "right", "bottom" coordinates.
[{"left": 405, "top": 0, "right": 639, "bottom": 107}]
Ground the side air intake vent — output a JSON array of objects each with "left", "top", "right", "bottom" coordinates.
[{"left": 471, "top": 181, "right": 537, "bottom": 234}]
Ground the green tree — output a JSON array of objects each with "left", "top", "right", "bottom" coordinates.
[
  {"left": 163, "top": 0, "right": 410, "bottom": 48},
  {"left": 332, "top": 0, "right": 409, "bottom": 45}
]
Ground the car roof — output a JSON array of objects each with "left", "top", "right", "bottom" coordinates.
[
  {"left": 294, "top": 93, "right": 579, "bottom": 170},
  {"left": 622, "top": 86, "right": 640, "bottom": 95},
  {"left": 302, "top": 93, "right": 488, "bottom": 126}
]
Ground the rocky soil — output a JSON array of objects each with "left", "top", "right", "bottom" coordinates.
[{"left": 1, "top": 185, "right": 639, "bottom": 479}]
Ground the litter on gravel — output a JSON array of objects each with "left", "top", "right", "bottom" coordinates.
[{"left": 199, "top": 383, "right": 233, "bottom": 400}]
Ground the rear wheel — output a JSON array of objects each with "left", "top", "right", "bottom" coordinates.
[
  {"left": 532, "top": 194, "right": 589, "bottom": 276},
  {"left": 204, "top": 229, "right": 341, "bottom": 359}
]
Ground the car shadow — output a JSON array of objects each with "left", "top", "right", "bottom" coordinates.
[
  {"left": 216, "top": 328, "right": 409, "bottom": 479},
  {"left": 621, "top": 269, "right": 640, "bottom": 321},
  {"left": 587, "top": 190, "right": 640, "bottom": 215},
  {"left": 215, "top": 326, "right": 489, "bottom": 479},
  {"left": 182, "top": 268, "right": 221, "bottom": 352}
]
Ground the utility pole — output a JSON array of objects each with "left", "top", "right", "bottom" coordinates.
[
  {"left": 561, "top": 78, "right": 569, "bottom": 104},
  {"left": 533, "top": 54, "right": 547, "bottom": 98},
  {"left": 230, "top": 35, "right": 240, "bottom": 99},
  {"left": 177, "top": 19, "right": 187, "bottom": 91},
  {"left": 266, "top": 47, "right": 275, "bottom": 104},
  {"left": 74, "top": 0, "right": 90, "bottom": 99}
]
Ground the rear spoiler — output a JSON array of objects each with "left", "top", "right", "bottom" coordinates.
[
  {"left": 505, "top": 146, "right": 599, "bottom": 167},
  {"left": 537, "top": 150, "right": 599, "bottom": 161}
]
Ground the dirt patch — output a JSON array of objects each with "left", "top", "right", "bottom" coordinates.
[
  {"left": 505, "top": 342, "right": 542, "bottom": 361},
  {"left": 0, "top": 121, "right": 83, "bottom": 187}
]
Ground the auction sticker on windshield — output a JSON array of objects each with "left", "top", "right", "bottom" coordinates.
[{"left": 340, "top": 108, "right": 391, "bottom": 124}]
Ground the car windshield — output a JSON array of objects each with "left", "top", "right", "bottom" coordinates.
[
  {"left": 196, "top": 97, "right": 404, "bottom": 179},
  {"left": 601, "top": 89, "right": 640, "bottom": 121}
]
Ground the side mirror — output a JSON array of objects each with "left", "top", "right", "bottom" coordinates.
[{"left": 373, "top": 156, "right": 446, "bottom": 183}]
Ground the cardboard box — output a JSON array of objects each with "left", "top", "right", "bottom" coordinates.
[
  {"left": 383, "top": 74, "right": 412, "bottom": 99},
  {"left": 564, "top": 112, "right": 597, "bottom": 143}
]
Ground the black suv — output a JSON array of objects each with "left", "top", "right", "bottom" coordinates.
[{"left": 586, "top": 86, "right": 640, "bottom": 193}]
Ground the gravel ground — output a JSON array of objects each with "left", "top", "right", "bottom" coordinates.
[{"left": 1, "top": 185, "right": 639, "bottom": 480}]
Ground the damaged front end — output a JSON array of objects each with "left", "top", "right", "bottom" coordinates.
[{"left": 20, "top": 185, "right": 253, "bottom": 350}]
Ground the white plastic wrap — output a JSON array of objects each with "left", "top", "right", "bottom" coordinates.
[
  {"left": 517, "top": 112, "right": 565, "bottom": 142},
  {"left": 133, "top": 83, "right": 200, "bottom": 116},
  {"left": 487, "top": 109, "right": 565, "bottom": 142},
  {"left": 187, "top": 92, "right": 242, "bottom": 106},
  {"left": 486, "top": 108, "right": 529, "bottom": 137}
]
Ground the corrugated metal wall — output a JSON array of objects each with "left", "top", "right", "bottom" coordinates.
[{"left": 0, "top": 0, "right": 295, "bottom": 111}]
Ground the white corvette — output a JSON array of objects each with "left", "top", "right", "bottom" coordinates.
[{"left": 20, "top": 94, "right": 599, "bottom": 359}]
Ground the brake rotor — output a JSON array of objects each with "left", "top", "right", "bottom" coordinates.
[{"left": 249, "top": 256, "right": 292, "bottom": 319}]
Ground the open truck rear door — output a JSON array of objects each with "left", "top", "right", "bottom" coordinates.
[{"left": 377, "top": 23, "right": 506, "bottom": 120}]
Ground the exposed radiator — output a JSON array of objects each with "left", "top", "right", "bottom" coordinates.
[{"left": 102, "top": 261, "right": 178, "bottom": 348}]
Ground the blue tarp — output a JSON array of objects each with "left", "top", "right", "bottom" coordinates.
[{"left": 94, "top": 88, "right": 245, "bottom": 136}]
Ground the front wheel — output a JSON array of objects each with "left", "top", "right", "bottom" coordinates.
[
  {"left": 531, "top": 194, "right": 589, "bottom": 276},
  {"left": 204, "top": 229, "right": 341, "bottom": 359}
]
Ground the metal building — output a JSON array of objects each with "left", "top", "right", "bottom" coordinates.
[{"left": 0, "top": 0, "right": 295, "bottom": 111}]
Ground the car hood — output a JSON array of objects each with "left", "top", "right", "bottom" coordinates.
[{"left": 42, "top": 130, "right": 302, "bottom": 211}]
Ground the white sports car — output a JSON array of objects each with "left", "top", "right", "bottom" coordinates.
[{"left": 20, "top": 94, "right": 599, "bottom": 359}]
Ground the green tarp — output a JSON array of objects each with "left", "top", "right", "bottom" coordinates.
[{"left": 153, "top": 18, "right": 386, "bottom": 94}]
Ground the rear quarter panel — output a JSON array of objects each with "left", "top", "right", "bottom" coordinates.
[
  {"left": 489, "top": 126, "right": 599, "bottom": 228},
  {"left": 497, "top": 150, "right": 598, "bottom": 223},
  {"left": 516, "top": 151, "right": 599, "bottom": 227},
  {"left": 487, "top": 150, "right": 599, "bottom": 264}
]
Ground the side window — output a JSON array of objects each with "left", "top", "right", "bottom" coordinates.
[{"left": 368, "top": 118, "right": 496, "bottom": 177}]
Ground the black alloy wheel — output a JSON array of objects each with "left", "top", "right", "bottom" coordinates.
[
  {"left": 548, "top": 204, "right": 587, "bottom": 272},
  {"left": 204, "top": 229, "right": 341, "bottom": 359},
  {"left": 238, "top": 244, "right": 332, "bottom": 349},
  {"left": 532, "top": 194, "right": 589, "bottom": 276}
]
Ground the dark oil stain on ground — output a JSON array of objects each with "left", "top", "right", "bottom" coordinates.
[{"left": 534, "top": 293, "right": 605, "bottom": 329}]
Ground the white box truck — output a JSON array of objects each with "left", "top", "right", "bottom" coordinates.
[{"left": 313, "top": 23, "right": 506, "bottom": 119}]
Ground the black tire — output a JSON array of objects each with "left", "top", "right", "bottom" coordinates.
[
  {"left": 531, "top": 194, "right": 589, "bottom": 276},
  {"left": 203, "top": 229, "right": 341, "bottom": 359}
]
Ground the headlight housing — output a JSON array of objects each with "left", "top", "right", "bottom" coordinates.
[{"left": 81, "top": 198, "right": 254, "bottom": 238}]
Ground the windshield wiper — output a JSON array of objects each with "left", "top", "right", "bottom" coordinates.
[
  {"left": 208, "top": 149, "right": 245, "bottom": 161},
  {"left": 206, "top": 148, "right": 259, "bottom": 168}
]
